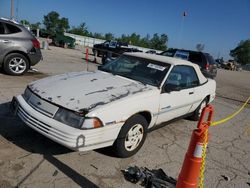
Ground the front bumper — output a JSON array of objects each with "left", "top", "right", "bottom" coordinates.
[{"left": 13, "top": 95, "right": 123, "bottom": 151}]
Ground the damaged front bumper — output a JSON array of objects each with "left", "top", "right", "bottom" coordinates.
[{"left": 12, "top": 95, "right": 123, "bottom": 151}]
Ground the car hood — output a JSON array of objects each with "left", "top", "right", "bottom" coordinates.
[{"left": 28, "top": 71, "right": 154, "bottom": 112}]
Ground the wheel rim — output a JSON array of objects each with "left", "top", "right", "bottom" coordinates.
[
  {"left": 199, "top": 100, "right": 207, "bottom": 117},
  {"left": 9, "top": 57, "right": 26, "bottom": 74},
  {"left": 125, "top": 124, "right": 144, "bottom": 151}
]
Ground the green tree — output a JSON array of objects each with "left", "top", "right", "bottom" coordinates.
[
  {"left": 104, "top": 33, "right": 114, "bottom": 40},
  {"left": 196, "top": 43, "right": 205, "bottom": 52},
  {"left": 69, "top": 23, "right": 89, "bottom": 36},
  {"left": 43, "top": 11, "right": 69, "bottom": 35},
  {"left": 230, "top": 39, "right": 250, "bottom": 65},
  {"left": 20, "top": 19, "right": 30, "bottom": 25},
  {"left": 149, "top": 33, "right": 168, "bottom": 50},
  {"left": 30, "top": 22, "right": 41, "bottom": 30}
]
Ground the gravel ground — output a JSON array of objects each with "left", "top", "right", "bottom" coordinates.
[{"left": 0, "top": 46, "right": 249, "bottom": 188}]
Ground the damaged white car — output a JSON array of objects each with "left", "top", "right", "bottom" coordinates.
[{"left": 11, "top": 52, "right": 216, "bottom": 157}]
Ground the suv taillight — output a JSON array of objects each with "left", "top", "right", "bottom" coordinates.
[
  {"left": 31, "top": 39, "right": 40, "bottom": 49},
  {"left": 205, "top": 63, "right": 209, "bottom": 70}
]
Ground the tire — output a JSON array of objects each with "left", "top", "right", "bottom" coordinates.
[
  {"left": 190, "top": 98, "right": 208, "bottom": 121},
  {"left": 112, "top": 114, "right": 148, "bottom": 158},
  {"left": 3, "top": 53, "right": 29, "bottom": 76}
]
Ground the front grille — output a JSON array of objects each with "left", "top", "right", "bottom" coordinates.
[
  {"left": 18, "top": 105, "right": 51, "bottom": 134},
  {"left": 17, "top": 105, "right": 77, "bottom": 144}
]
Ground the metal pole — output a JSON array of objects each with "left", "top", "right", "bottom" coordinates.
[{"left": 11, "top": 0, "right": 14, "bottom": 19}]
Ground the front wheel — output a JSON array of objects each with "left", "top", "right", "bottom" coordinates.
[
  {"left": 3, "top": 53, "right": 29, "bottom": 76},
  {"left": 112, "top": 114, "right": 148, "bottom": 158}
]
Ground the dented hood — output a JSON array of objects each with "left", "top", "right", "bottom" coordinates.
[{"left": 28, "top": 71, "right": 154, "bottom": 112}]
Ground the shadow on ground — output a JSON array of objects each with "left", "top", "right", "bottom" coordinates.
[{"left": 0, "top": 101, "right": 99, "bottom": 188}]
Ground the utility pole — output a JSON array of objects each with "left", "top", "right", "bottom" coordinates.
[{"left": 11, "top": 0, "right": 14, "bottom": 19}]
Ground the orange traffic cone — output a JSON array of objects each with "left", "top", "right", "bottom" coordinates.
[{"left": 176, "top": 105, "right": 214, "bottom": 188}]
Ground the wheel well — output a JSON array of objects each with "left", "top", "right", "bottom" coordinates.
[
  {"left": 205, "top": 95, "right": 210, "bottom": 103},
  {"left": 5, "top": 51, "right": 31, "bottom": 67},
  {"left": 137, "top": 111, "right": 152, "bottom": 126}
]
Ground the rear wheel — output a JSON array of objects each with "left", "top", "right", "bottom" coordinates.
[
  {"left": 4, "top": 53, "right": 29, "bottom": 76},
  {"left": 112, "top": 114, "right": 148, "bottom": 158},
  {"left": 190, "top": 98, "right": 208, "bottom": 121}
]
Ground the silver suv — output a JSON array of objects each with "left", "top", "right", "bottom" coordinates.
[{"left": 0, "top": 18, "right": 42, "bottom": 75}]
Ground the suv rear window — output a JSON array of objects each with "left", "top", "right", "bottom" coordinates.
[
  {"left": 5, "top": 23, "right": 21, "bottom": 34},
  {"left": 204, "top": 54, "right": 215, "bottom": 65},
  {"left": 188, "top": 53, "right": 204, "bottom": 67}
]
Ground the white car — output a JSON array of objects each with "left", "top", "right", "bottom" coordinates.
[{"left": 11, "top": 52, "right": 216, "bottom": 157}]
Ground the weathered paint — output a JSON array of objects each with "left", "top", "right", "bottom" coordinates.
[{"left": 28, "top": 71, "right": 154, "bottom": 112}]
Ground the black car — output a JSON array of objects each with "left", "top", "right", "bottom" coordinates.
[{"left": 159, "top": 49, "right": 217, "bottom": 79}]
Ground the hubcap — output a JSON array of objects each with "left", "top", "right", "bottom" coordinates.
[
  {"left": 9, "top": 57, "right": 26, "bottom": 74},
  {"left": 199, "top": 101, "right": 207, "bottom": 117},
  {"left": 125, "top": 124, "right": 144, "bottom": 151}
]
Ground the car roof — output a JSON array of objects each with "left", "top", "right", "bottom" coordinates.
[
  {"left": 0, "top": 17, "right": 20, "bottom": 25},
  {"left": 124, "top": 52, "right": 208, "bottom": 84},
  {"left": 124, "top": 52, "right": 197, "bottom": 66}
]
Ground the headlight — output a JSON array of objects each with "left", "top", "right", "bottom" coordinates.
[
  {"left": 23, "top": 87, "right": 32, "bottom": 101},
  {"left": 54, "top": 108, "right": 103, "bottom": 129},
  {"left": 54, "top": 108, "right": 85, "bottom": 128}
]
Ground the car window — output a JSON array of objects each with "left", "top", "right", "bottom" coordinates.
[
  {"left": 188, "top": 53, "right": 204, "bottom": 67},
  {"left": 174, "top": 50, "right": 189, "bottom": 60},
  {"left": 100, "top": 55, "right": 171, "bottom": 87},
  {"left": 5, "top": 23, "right": 21, "bottom": 34},
  {"left": 160, "top": 50, "right": 176, "bottom": 57},
  {"left": 0, "top": 22, "right": 5, "bottom": 34},
  {"left": 166, "top": 65, "right": 199, "bottom": 90}
]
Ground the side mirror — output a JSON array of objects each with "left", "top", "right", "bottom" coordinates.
[{"left": 163, "top": 83, "right": 181, "bottom": 93}]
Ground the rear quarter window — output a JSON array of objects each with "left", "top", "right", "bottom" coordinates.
[{"left": 5, "top": 23, "right": 21, "bottom": 34}]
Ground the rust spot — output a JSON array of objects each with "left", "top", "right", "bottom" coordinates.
[
  {"left": 110, "top": 91, "right": 130, "bottom": 102},
  {"left": 106, "top": 86, "right": 114, "bottom": 90},
  {"left": 88, "top": 102, "right": 107, "bottom": 110},
  {"left": 132, "top": 88, "right": 144, "bottom": 94},
  {"left": 85, "top": 89, "right": 108, "bottom": 96},
  {"left": 91, "top": 78, "right": 97, "bottom": 82}
]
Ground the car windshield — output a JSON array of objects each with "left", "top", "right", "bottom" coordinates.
[{"left": 99, "top": 55, "right": 171, "bottom": 87}]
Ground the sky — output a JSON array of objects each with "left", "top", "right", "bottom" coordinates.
[{"left": 0, "top": 0, "right": 250, "bottom": 59}]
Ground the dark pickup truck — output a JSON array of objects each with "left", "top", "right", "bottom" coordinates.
[{"left": 92, "top": 40, "right": 142, "bottom": 58}]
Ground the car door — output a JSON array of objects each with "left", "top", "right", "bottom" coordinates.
[{"left": 156, "top": 65, "right": 198, "bottom": 125}]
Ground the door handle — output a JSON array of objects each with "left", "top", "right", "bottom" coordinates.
[
  {"left": 2, "top": 40, "right": 11, "bottom": 43},
  {"left": 189, "top": 92, "right": 194, "bottom": 95}
]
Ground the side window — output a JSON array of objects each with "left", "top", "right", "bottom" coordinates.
[
  {"left": 0, "top": 22, "right": 5, "bottom": 34},
  {"left": 5, "top": 23, "right": 21, "bottom": 34},
  {"left": 165, "top": 65, "right": 199, "bottom": 90}
]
